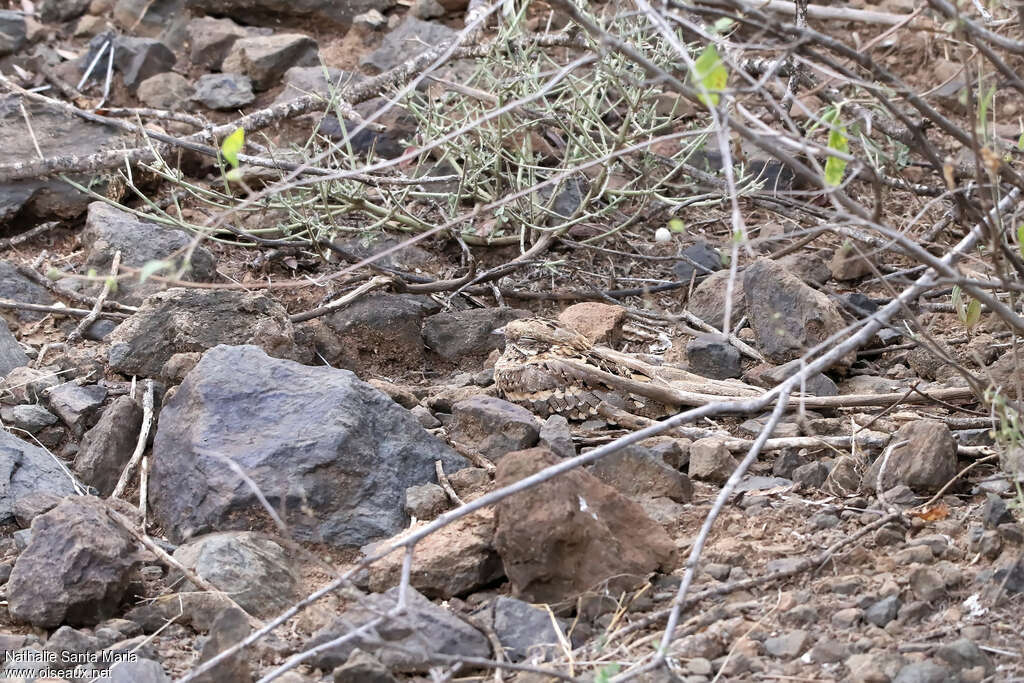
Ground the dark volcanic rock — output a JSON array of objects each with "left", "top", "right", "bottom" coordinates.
[
  {"left": 221, "top": 34, "right": 319, "bottom": 91},
  {"left": 187, "top": 0, "right": 394, "bottom": 26},
  {"left": 672, "top": 241, "right": 722, "bottom": 281},
  {"left": 107, "top": 288, "right": 299, "bottom": 377},
  {"left": 686, "top": 335, "right": 741, "bottom": 380},
  {"left": 193, "top": 73, "right": 255, "bottom": 110},
  {"left": 305, "top": 586, "right": 489, "bottom": 672},
  {"left": 744, "top": 258, "right": 848, "bottom": 365},
  {"left": 319, "top": 293, "right": 438, "bottom": 373},
  {"left": 187, "top": 16, "right": 248, "bottom": 69},
  {"left": 422, "top": 308, "right": 529, "bottom": 361},
  {"left": 0, "top": 318, "right": 27, "bottom": 376},
  {"left": 47, "top": 382, "right": 107, "bottom": 436},
  {"left": 448, "top": 396, "right": 539, "bottom": 460},
  {"left": 84, "top": 34, "right": 176, "bottom": 90},
  {"left": 149, "top": 345, "right": 466, "bottom": 545},
  {"left": 494, "top": 447, "right": 676, "bottom": 602},
  {"left": 361, "top": 16, "right": 456, "bottom": 74},
  {"left": 0, "top": 430, "right": 77, "bottom": 524},
  {"left": 7, "top": 497, "right": 141, "bottom": 628},
  {"left": 74, "top": 396, "right": 143, "bottom": 496},
  {"left": 81, "top": 202, "right": 217, "bottom": 305},
  {"left": 865, "top": 419, "right": 957, "bottom": 494}
]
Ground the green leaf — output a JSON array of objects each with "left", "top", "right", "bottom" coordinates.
[
  {"left": 668, "top": 217, "right": 686, "bottom": 233},
  {"left": 712, "top": 17, "right": 734, "bottom": 34},
  {"left": 138, "top": 260, "right": 170, "bottom": 283},
  {"left": 965, "top": 297, "right": 981, "bottom": 330},
  {"left": 1017, "top": 224, "right": 1024, "bottom": 259},
  {"left": 104, "top": 276, "right": 118, "bottom": 293},
  {"left": 225, "top": 167, "right": 244, "bottom": 183},
  {"left": 594, "top": 664, "right": 621, "bottom": 683},
  {"left": 46, "top": 267, "right": 64, "bottom": 280},
  {"left": 1017, "top": 132, "right": 1024, "bottom": 150},
  {"left": 824, "top": 111, "right": 849, "bottom": 187},
  {"left": 692, "top": 44, "right": 728, "bottom": 107},
  {"left": 951, "top": 284, "right": 965, "bottom": 321},
  {"left": 221, "top": 127, "right": 245, "bottom": 168}
]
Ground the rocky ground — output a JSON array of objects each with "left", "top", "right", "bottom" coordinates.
[{"left": 0, "top": 0, "right": 1022, "bottom": 682}]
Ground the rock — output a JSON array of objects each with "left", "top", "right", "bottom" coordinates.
[
  {"left": 193, "top": 607, "right": 252, "bottom": 683},
  {"left": 318, "top": 293, "right": 438, "bottom": 373},
  {"left": 85, "top": 318, "right": 119, "bottom": 341},
  {"left": 361, "top": 17, "right": 456, "bottom": 74},
  {"left": 688, "top": 438, "right": 737, "bottom": 484},
  {"left": 193, "top": 73, "right": 255, "bottom": 110},
  {"left": 410, "top": 405, "right": 440, "bottom": 428},
  {"left": 150, "top": 345, "right": 465, "bottom": 545},
  {"left": 113, "top": 0, "right": 188, "bottom": 42},
  {"left": 448, "top": 396, "right": 539, "bottom": 460},
  {"left": 830, "top": 607, "right": 862, "bottom": 628},
  {"left": 556, "top": 303, "right": 626, "bottom": 344},
  {"left": 39, "top": 0, "right": 91, "bottom": 22},
  {"left": 7, "top": 497, "right": 141, "bottom": 628},
  {"left": 448, "top": 467, "right": 490, "bottom": 499},
  {"left": 367, "top": 509, "right": 501, "bottom": 599},
  {"left": 829, "top": 240, "right": 875, "bottom": 280},
  {"left": 81, "top": 202, "right": 218, "bottom": 305},
  {"left": 12, "top": 491, "right": 63, "bottom": 528},
  {"left": 493, "top": 447, "right": 676, "bottom": 602},
  {"left": 539, "top": 414, "right": 574, "bottom": 458},
  {"left": 44, "top": 625, "right": 101, "bottom": 668},
  {"left": 909, "top": 566, "right": 945, "bottom": 602},
  {"left": 757, "top": 358, "right": 839, "bottom": 396},
  {"left": 412, "top": 0, "right": 445, "bottom": 18},
  {"left": 764, "top": 630, "right": 808, "bottom": 658},
  {"left": 992, "top": 553, "right": 1024, "bottom": 593},
  {"left": 352, "top": 9, "right": 388, "bottom": 30},
  {"left": 136, "top": 72, "right": 194, "bottom": 110},
  {"left": 86, "top": 34, "right": 176, "bottom": 89},
  {"left": 0, "top": 430, "right": 78, "bottom": 524},
  {"left": 0, "top": 260, "right": 54, "bottom": 321},
  {"left": 333, "top": 650, "right": 396, "bottom": 683},
  {"left": 404, "top": 483, "right": 448, "bottom": 519},
  {"left": 743, "top": 258, "right": 848, "bottom": 364},
  {"left": 47, "top": 382, "right": 107, "bottom": 436},
  {"left": 97, "top": 658, "right": 170, "bottom": 682},
  {"left": 0, "top": 12, "right": 26, "bottom": 59},
  {"left": 422, "top": 308, "right": 529, "bottom": 361},
  {"left": 222, "top": 34, "right": 319, "bottom": 91},
  {"left": 107, "top": 288, "right": 299, "bottom": 377},
  {"left": 847, "top": 653, "right": 907, "bottom": 683},
  {"left": 589, "top": 444, "right": 692, "bottom": 503},
  {"left": 864, "top": 595, "right": 901, "bottom": 627},
  {"left": 686, "top": 335, "right": 741, "bottom": 380},
  {"left": 187, "top": 16, "right": 248, "bottom": 69},
  {"left": 169, "top": 532, "right": 300, "bottom": 618},
  {"left": 997, "top": 444, "right": 1024, "bottom": 483},
  {"left": 864, "top": 420, "right": 957, "bottom": 494},
  {"left": 491, "top": 596, "right": 565, "bottom": 662},
  {"left": 274, "top": 66, "right": 359, "bottom": 105},
  {"left": 985, "top": 497, "right": 1013, "bottom": 532},
  {"left": 934, "top": 639, "right": 991, "bottom": 676},
  {"left": 0, "top": 96, "right": 132, "bottom": 225},
  {"left": 304, "top": 586, "right": 489, "bottom": 672},
  {"left": 892, "top": 661, "right": 954, "bottom": 683},
  {"left": 1, "top": 404, "right": 57, "bottom": 434},
  {"left": 687, "top": 269, "right": 745, "bottom": 330},
  {"left": 672, "top": 242, "right": 722, "bottom": 281},
  {"left": 777, "top": 252, "right": 830, "bottom": 287},
  {"left": 125, "top": 592, "right": 240, "bottom": 633},
  {"left": 186, "top": 0, "right": 393, "bottom": 26},
  {"left": 73, "top": 396, "right": 143, "bottom": 496},
  {"left": 793, "top": 461, "right": 829, "bottom": 488},
  {"left": 0, "top": 318, "right": 27, "bottom": 378}
]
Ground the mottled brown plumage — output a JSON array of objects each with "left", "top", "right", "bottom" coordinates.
[{"left": 494, "top": 318, "right": 760, "bottom": 420}]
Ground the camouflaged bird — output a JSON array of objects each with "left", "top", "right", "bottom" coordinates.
[{"left": 493, "top": 318, "right": 761, "bottom": 420}]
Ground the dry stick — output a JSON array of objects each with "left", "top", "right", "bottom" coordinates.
[
  {"left": 435, "top": 460, "right": 464, "bottom": 507},
  {"left": 111, "top": 380, "right": 155, "bottom": 500},
  {"left": 68, "top": 249, "right": 121, "bottom": 343},
  {"left": 288, "top": 275, "right": 393, "bottom": 323},
  {"left": 0, "top": 221, "right": 60, "bottom": 250},
  {"left": 15, "top": 263, "right": 138, "bottom": 313},
  {"left": 0, "top": 298, "right": 128, "bottom": 320}
]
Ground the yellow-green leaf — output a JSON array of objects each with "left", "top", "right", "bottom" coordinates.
[
  {"left": 824, "top": 117, "right": 849, "bottom": 187},
  {"left": 712, "top": 18, "right": 734, "bottom": 34},
  {"left": 225, "top": 167, "right": 244, "bottom": 183},
  {"left": 46, "top": 267, "right": 63, "bottom": 280},
  {"left": 138, "top": 260, "right": 170, "bottom": 283},
  {"left": 221, "top": 127, "right": 245, "bottom": 168},
  {"left": 1018, "top": 224, "right": 1024, "bottom": 259},
  {"left": 668, "top": 218, "right": 686, "bottom": 233},
  {"left": 965, "top": 298, "right": 981, "bottom": 329},
  {"left": 692, "top": 45, "right": 727, "bottom": 107}
]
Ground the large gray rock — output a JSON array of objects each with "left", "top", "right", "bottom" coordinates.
[
  {"left": 0, "top": 11, "right": 27, "bottom": 56},
  {"left": 0, "top": 430, "right": 77, "bottom": 524},
  {"left": 865, "top": 419, "right": 957, "bottom": 494},
  {"left": 7, "top": 497, "right": 142, "bottom": 628},
  {"left": 187, "top": 16, "right": 248, "bottom": 69},
  {"left": 83, "top": 34, "right": 176, "bottom": 89},
  {"left": 304, "top": 586, "right": 489, "bottom": 671},
  {"left": 743, "top": 258, "right": 848, "bottom": 365},
  {"left": 448, "top": 396, "right": 539, "bottom": 460},
  {"left": 168, "top": 532, "right": 300, "bottom": 618},
  {"left": 0, "top": 96, "right": 131, "bottom": 226},
  {"left": 81, "top": 202, "right": 217, "bottom": 305},
  {"left": 149, "top": 345, "right": 466, "bottom": 545},
  {"left": 107, "top": 288, "right": 299, "bottom": 377}
]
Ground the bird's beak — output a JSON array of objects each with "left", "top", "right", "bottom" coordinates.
[{"left": 491, "top": 326, "right": 506, "bottom": 336}]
